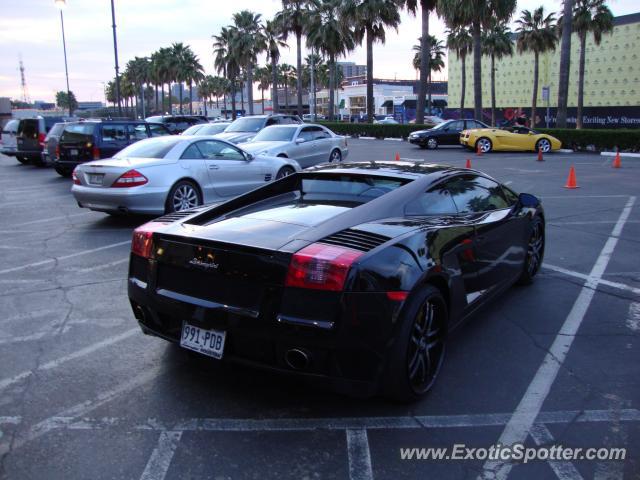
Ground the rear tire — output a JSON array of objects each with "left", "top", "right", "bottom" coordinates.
[
  {"left": 476, "top": 137, "right": 492, "bottom": 153},
  {"left": 329, "top": 149, "right": 342, "bottom": 163},
  {"left": 165, "top": 180, "right": 202, "bottom": 213},
  {"left": 426, "top": 137, "right": 438, "bottom": 150},
  {"left": 517, "top": 216, "right": 544, "bottom": 285},
  {"left": 16, "top": 156, "right": 29, "bottom": 165},
  {"left": 382, "top": 285, "right": 447, "bottom": 402},
  {"left": 55, "top": 166, "right": 71, "bottom": 177}
]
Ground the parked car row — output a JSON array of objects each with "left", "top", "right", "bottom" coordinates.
[
  {"left": 409, "top": 119, "right": 562, "bottom": 153},
  {"left": 2, "top": 113, "right": 348, "bottom": 217}
]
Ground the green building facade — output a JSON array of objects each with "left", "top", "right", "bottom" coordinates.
[{"left": 447, "top": 13, "right": 640, "bottom": 111}]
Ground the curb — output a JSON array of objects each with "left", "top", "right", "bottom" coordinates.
[
  {"left": 601, "top": 151, "right": 640, "bottom": 158},
  {"left": 557, "top": 149, "right": 574, "bottom": 153},
  {"left": 359, "top": 136, "right": 376, "bottom": 140},
  {"left": 383, "top": 138, "right": 403, "bottom": 142}
]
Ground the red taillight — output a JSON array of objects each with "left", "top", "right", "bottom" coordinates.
[
  {"left": 285, "top": 243, "right": 363, "bottom": 292},
  {"left": 38, "top": 133, "right": 46, "bottom": 147},
  {"left": 92, "top": 145, "right": 101, "bottom": 160},
  {"left": 55, "top": 144, "right": 60, "bottom": 159},
  {"left": 131, "top": 222, "right": 165, "bottom": 259},
  {"left": 112, "top": 169, "right": 148, "bottom": 188},
  {"left": 72, "top": 168, "right": 80, "bottom": 185}
]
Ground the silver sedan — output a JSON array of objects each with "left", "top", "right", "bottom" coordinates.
[
  {"left": 241, "top": 124, "right": 348, "bottom": 168},
  {"left": 71, "top": 135, "right": 300, "bottom": 216}
]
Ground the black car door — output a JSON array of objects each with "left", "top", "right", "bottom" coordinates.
[
  {"left": 405, "top": 182, "right": 480, "bottom": 315},
  {"left": 441, "top": 120, "right": 464, "bottom": 145},
  {"left": 448, "top": 174, "right": 525, "bottom": 292}
]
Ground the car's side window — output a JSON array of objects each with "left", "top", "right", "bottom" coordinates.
[
  {"left": 148, "top": 124, "right": 169, "bottom": 137},
  {"left": 405, "top": 185, "right": 458, "bottom": 216},
  {"left": 265, "top": 118, "right": 278, "bottom": 126},
  {"left": 502, "top": 185, "right": 519, "bottom": 206},
  {"left": 128, "top": 124, "right": 148, "bottom": 141},
  {"left": 181, "top": 143, "right": 203, "bottom": 159},
  {"left": 449, "top": 121, "right": 464, "bottom": 131},
  {"left": 314, "top": 127, "right": 330, "bottom": 140},
  {"left": 298, "top": 127, "right": 315, "bottom": 142},
  {"left": 447, "top": 175, "right": 510, "bottom": 213},
  {"left": 197, "top": 140, "right": 245, "bottom": 160},
  {"left": 101, "top": 125, "right": 127, "bottom": 143}
]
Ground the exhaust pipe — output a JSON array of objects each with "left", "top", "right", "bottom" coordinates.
[{"left": 285, "top": 348, "right": 311, "bottom": 370}]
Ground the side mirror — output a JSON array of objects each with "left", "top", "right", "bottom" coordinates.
[
  {"left": 243, "top": 152, "right": 254, "bottom": 161},
  {"left": 295, "top": 137, "right": 306, "bottom": 144},
  {"left": 518, "top": 192, "right": 540, "bottom": 208},
  {"left": 528, "top": 131, "right": 534, "bottom": 135}
]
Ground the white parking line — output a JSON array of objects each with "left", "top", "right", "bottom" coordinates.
[
  {"left": 0, "top": 240, "right": 130, "bottom": 275},
  {"left": 0, "top": 328, "right": 138, "bottom": 392},
  {"left": 543, "top": 264, "right": 640, "bottom": 296},
  {"left": 530, "top": 424, "right": 584, "bottom": 480},
  {"left": 347, "top": 429, "right": 373, "bottom": 480},
  {"left": 627, "top": 302, "right": 640, "bottom": 332},
  {"left": 139, "top": 431, "right": 183, "bottom": 480},
  {"left": 479, "top": 196, "right": 635, "bottom": 480},
  {"left": 549, "top": 220, "right": 640, "bottom": 225},
  {"left": 540, "top": 195, "right": 630, "bottom": 199},
  {"left": 9, "top": 212, "right": 93, "bottom": 227}
]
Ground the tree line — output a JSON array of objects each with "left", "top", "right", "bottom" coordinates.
[{"left": 105, "top": 0, "right": 613, "bottom": 128}]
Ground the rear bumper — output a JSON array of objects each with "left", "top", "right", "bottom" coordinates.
[
  {"left": 16, "top": 150, "right": 43, "bottom": 162},
  {"left": 71, "top": 184, "right": 167, "bottom": 215},
  {"left": 127, "top": 270, "right": 401, "bottom": 396}
]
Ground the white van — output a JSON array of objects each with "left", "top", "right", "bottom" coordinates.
[{"left": 0, "top": 119, "right": 19, "bottom": 156}]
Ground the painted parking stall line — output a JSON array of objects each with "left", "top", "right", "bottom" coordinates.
[
  {"left": 346, "top": 428, "right": 374, "bottom": 480},
  {"left": 139, "top": 431, "right": 183, "bottom": 480},
  {"left": 479, "top": 196, "right": 636, "bottom": 480}
]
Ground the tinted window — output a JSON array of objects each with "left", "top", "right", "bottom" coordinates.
[
  {"left": 314, "top": 127, "right": 331, "bottom": 140},
  {"left": 60, "top": 123, "right": 95, "bottom": 143},
  {"left": 502, "top": 186, "right": 519, "bottom": 205},
  {"left": 181, "top": 143, "right": 203, "bottom": 159},
  {"left": 252, "top": 126, "right": 296, "bottom": 142},
  {"left": 449, "top": 121, "right": 464, "bottom": 131},
  {"left": 298, "top": 127, "right": 318, "bottom": 142},
  {"left": 128, "top": 124, "right": 149, "bottom": 141},
  {"left": 226, "top": 117, "right": 265, "bottom": 132},
  {"left": 145, "top": 116, "right": 163, "bottom": 123},
  {"left": 466, "top": 120, "right": 483, "bottom": 129},
  {"left": 18, "top": 119, "right": 39, "bottom": 138},
  {"left": 48, "top": 123, "right": 66, "bottom": 137},
  {"left": 113, "top": 137, "right": 181, "bottom": 159},
  {"left": 447, "top": 175, "right": 510, "bottom": 213},
  {"left": 405, "top": 186, "right": 458, "bottom": 216},
  {"left": 148, "top": 124, "right": 169, "bottom": 137},
  {"left": 300, "top": 175, "right": 406, "bottom": 202},
  {"left": 101, "top": 124, "right": 127, "bottom": 142}
]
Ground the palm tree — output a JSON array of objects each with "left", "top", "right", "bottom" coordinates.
[
  {"left": 154, "top": 47, "right": 173, "bottom": 114},
  {"left": 264, "top": 20, "right": 288, "bottom": 114},
  {"left": 183, "top": 50, "right": 204, "bottom": 115},
  {"left": 168, "top": 42, "right": 191, "bottom": 114},
  {"left": 231, "top": 10, "right": 266, "bottom": 115},
  {"left": 412, "top": 35, "right": 445, "bottom": 117},
  {"left": 438, "top": 0, "right": 516, "bottom": 121},
  {"left": 199, "top": 75, "right": 214, "bottom": 116},
  {"left": 213, "top": 27, "right": 239, "bottom": 119},
  {"left": 400, "top": 0, "right": 438, "bottom": 124},
  {"left": 446, "top": 27, "right": 472, "bottom": 120},
  {"left": 276, "top": 0, "right": 310, "bottom": 115},
  {"left": 571, "top": 0, "right": 613, "bottom": 129},
  {"left": 516, "top": 7, "right": 557, "bottom": 128},
  {"left": 255, "top": 66, "right": 271, "bottom": 113},
  {"left": 556, "top": 0, "right": 574, "bottom": 128},
  {"left": 346, "top": 0, "right": 401, "bottom": 123},
  {"left": 306, "top": 0, "right": 355, "bottom": 121},
  {"left": 279, "top": 63, "right": 294, "bottom": 111},
  {"left": 482, "top": 21, "right": 513, "bottom": 126}
]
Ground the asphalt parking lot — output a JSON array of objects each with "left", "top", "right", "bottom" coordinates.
[{"left": 0, "top": 141, "right": 638, "bottom": 480}]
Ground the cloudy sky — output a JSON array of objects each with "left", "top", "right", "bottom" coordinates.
[{"left": 0, "top": 0, "right": 637, "bottom": 103}]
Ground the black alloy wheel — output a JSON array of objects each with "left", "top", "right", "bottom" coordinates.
[{"left": 517, "top": 217, "right": 544, "bottom": 285}]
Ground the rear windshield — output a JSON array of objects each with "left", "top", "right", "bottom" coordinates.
[
  {"left": 48, "top": 123, "right": 66, "bottom": 136},
  {"left": 113, "top": 137, "right": 182, "bottom": 159},
  {"left": 3, "top": 120, "right": 19, "bottom": 133},
  {"left": 198, "top": 124, "right": 229, "bottom": 135},
  {"left": 60, "top": 124, "right": 96, "bottom": 143},
  {"left": 18, "top": 119, "right": 39, "bottom": 137},
  {"left": 145, "top": 116, "right": 164, "bottom": 123},
  {"left": 299, "top": 174, "right": 408, "bottom": 204},
  {"left": 182, "top": 125, "right": 204, "bottom": 135}
]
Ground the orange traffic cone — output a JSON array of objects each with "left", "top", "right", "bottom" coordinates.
[
  {"left": 564, "top": 165, "right": 579, "bottom": 189},
  {"left": 476, "top": 143, "right": 483, "bottom": 156},
  {"left": 612, "top": 150, "right": 621, "bottom": 168},
  {"left": 465, "top": 158, "right": 472, "bottom": 169},
  {"left": 395, "top": 152, "right": 400, "bottom": 161},
  {"left": 537, "top": 148, "right": 544, "bottom": 162}
]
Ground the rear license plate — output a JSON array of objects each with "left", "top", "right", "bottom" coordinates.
[
  {"left": 88, "top": 173, "right": 104, "bottom": 185},
  {"left": 180, "top": 322, "right": 226, "bottom": 359},
  {"left": 70, "top": 149, "right": 78, "bottom": 156}
]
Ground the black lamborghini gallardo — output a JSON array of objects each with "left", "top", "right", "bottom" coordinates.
[{"left": 128, "top": 161, "right": 544, "bottom": 401}]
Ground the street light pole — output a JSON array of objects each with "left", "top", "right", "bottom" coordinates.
[
  {"left": 110, "top": 0, "right": 122, "bottom": 117},
  {"left": 54, "top": 0, "right": 72, "bottom": 117}
]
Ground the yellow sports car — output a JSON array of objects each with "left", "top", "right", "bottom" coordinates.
[{"left": 460, "top": 126, "right": 562, "bottom": 153}]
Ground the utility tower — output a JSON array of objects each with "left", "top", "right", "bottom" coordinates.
[{"left": 19, "top": 56, "right": 30, "bottom": 104}]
